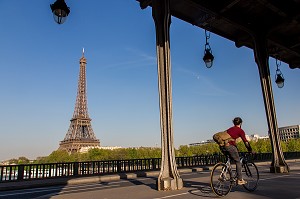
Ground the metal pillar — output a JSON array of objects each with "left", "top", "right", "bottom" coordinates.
[
  {"left": 152, "top": 0, "right": 183, "bottom": 191},
  {"left": 252, "top": 33, "right": 289, "bottom": 173}
]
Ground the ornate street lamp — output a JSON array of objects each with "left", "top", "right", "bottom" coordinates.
[
  {"left": 275, "top": 57, "right": 285, "bottom": 88},
  {"left": 50, "top": 0, "right": 70, "bottom": 24},
  {"left": 203, "top": 30, "right": 214, "bottom": 68}
]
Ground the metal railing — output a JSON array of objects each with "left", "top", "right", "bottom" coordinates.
[{"left": 1, "top": 152, "right": 299, "bottom": 183}]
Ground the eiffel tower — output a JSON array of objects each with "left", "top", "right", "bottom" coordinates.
[{"left": 59, "top": 49, "right": 100, "bottom": 153}]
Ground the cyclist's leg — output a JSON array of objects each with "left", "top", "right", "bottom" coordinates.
[{"left": 225, "top": 145, "right": 242, "bottom": 181}]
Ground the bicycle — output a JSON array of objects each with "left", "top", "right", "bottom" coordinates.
[{"left": 210, "top": 153, "right": 259, "bottom": 197}]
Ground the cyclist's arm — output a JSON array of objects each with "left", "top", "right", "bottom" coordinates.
[
  {"left": 244, "top": 141, "right": 252, "bottom": 153},
  {"left": 239, "top": 129, "right": 252, "bottom": 152}
]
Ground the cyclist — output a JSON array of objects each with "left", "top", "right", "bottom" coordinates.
[{"left": 221, "top": 117, "right": 252, "bottom": 185}]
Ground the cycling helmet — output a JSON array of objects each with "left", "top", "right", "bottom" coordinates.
[{"left": 233, "top": 117, "right": 243, "bottom": 125}]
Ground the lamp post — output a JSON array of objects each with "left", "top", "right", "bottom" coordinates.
[
  {"left": 275, "top": 71, "right": 285, "bottom": 88},
  {"left": 275, "top": 58, "right": 285, "bottom": 88},
  {"left": 203, "top": 48, "right": 214, "bottom": 68},
  {"left": 203, "top": 30, "right": 214, "bottom": 68},
  {"left": 50, "top": 0, "right": 70, "bottom": 24}
]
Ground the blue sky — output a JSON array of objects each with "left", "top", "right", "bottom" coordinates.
[{"left": 0, "top": 0, "right": 299, "bottom": 161}]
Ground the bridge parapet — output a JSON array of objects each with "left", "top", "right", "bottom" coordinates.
[{"left": 1, "top": 152, "right": 299, "bottom": 183}]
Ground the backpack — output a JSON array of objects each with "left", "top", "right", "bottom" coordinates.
[{"left": 213, "top": 131, "right": 234, "bottom": 146}]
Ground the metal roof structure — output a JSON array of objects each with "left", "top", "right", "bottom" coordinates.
[
  {"left": 138, "top": 0, "right": 300, "bottom": 69},
  {"left": 136, "top": 0, "right": 293, "bottom": 190}
]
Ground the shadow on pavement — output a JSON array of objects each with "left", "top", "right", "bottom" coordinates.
[
  {"left": 184, "top": 180, "right": 217, "bottom": 198},
  {"left": 125, "top": 177, "right": 158, "bottom": 190}
]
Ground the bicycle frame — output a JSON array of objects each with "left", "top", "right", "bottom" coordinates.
[
  {"left": 221, "top": 159, "right": 232, "bottom": 181},
  {"left": 241, "top": 156, "right": 253, "bottom": 177},
  {"left": 222, "top": 154, "right": 254, "bottom": 185}
]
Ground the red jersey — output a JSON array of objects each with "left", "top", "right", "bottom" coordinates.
[{"left": 227, "top": 126, "right": 248, "bottom": 146}]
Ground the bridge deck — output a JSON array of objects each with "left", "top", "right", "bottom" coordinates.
[{"left": 0, "top": 160, "right": 299, "bottom": 199}]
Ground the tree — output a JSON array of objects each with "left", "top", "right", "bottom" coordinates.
[
  {"left": 254, "top": 139, "right": 272, "bottom": 153},
  {"left": 127, "top": 148, "right": 138, "bottom": 159},
  {"left": 21, "top": 138, "right": 300, "bottom": 165},
  {"left": 46, "top": 150, "right": 72, "bottom": 163},
  {"left": 280, "top": 141, "right": 287, "bottom": 152},
  {"left": 286, "top": 139, "right": 300, "bottom": 152},
  {"left": 87, "top": 148, "right": 110, "bottom": 161},
  {"left": 8, "top": 158, "right": 18, "bottom": 165},
  {"left": 177, "top": 145, "right": 192, "bottom": 157},
  {"left": 18, "top": 156, "right": 30, "bottom": 164}
]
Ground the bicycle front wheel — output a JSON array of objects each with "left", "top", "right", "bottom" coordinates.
[
  {"left": 210, "top": 163, "right": 233, "bottom": 197},
  {"left": 242, "top": 162, "right": 259, "bottom": 191}
]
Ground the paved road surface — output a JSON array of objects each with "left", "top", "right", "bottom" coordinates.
[{"left": 0, "top": 161, "right": 299, "bottom": 199}]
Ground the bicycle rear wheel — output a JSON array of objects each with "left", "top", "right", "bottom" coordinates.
[
  {"left": 211, "top": 163, "right": 233, "bottom": 196},
  {"left": 242, "top": 162, "right": 259, "bottom": 191}
]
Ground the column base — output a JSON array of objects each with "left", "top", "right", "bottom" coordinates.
[
  {"left": 270, "top": 165, "right": 290, "bottom": 173},
  {"left": 157, "top": 177, "right": 183, "bottom": 191}
]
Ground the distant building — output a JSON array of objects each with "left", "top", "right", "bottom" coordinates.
[
  {"left": 189, "top": 140, "right": 214, "bottom": 146},
  {"left": 247, "top": 134, "right": 269, "bottom": 142},
  {"left": 79, "top": 146, "right": 122, "bottom": 153},
  {"left": 190, "top": 134, "right": 269, "bottom": 146},
  {"left": 278, "top": 125, "right": 300, "bottom": 141}
]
